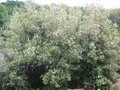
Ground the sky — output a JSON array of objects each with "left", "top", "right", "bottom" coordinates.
[{"left": 0, "top": 0, "right": 120, "bottom": 9}]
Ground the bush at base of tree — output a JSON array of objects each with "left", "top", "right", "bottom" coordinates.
[{"left": 0, "top": 2, "right": 120, "bottom": 90}]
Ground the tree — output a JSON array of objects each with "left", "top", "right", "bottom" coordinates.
[
  {"left": 0, "top": 4, "right": 8, "bottom": 27},
  {"left": 2, "top": 3, "right": 71, "bottom": 90},
  {"left": 67, "top": 7, "right": 120, "bottom": 89},
  {"left": 1, "top": 2, "right": 120, "bottom": 90},
  {"left": 2, "top": 0, "right": 24, "bottom": 16},
  {"left": 108, "top": 9, "right": 120, "bottom": 30}
]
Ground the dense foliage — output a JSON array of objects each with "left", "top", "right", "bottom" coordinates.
[
  {"left": 108, "top": 9, "right": 120, "bottom": 30},
  {"left": 0, "top": 2, "right": 120, "bottom": 90},
  {"left": 2, "top": 0, "right": 24, "bottom": 16},
  {"left": 0, "top": 0, "right": 23, "bottom": 27},
  {"left": 0, "top": 4, "right": 8, "bottom": 27}
]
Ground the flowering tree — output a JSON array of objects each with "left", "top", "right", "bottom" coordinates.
[{"left": 1, "top": 2, "right": 120, "bottom": 90}]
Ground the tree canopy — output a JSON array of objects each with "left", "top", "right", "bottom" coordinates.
[
  {"left": 108, "top": 9, "right": 120, "bottom": 30},
  {"left": 0, "top": 0, "right": 23, "bottom": 27},
  {"left": 0, "top": 4, "right": 8, "bottom": 27},
  {"left": 0, "top": 2, "right": 120, "bottom": 90},
  {"left": 2, "top": 0, "right": 24, "bottom": 15}
]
